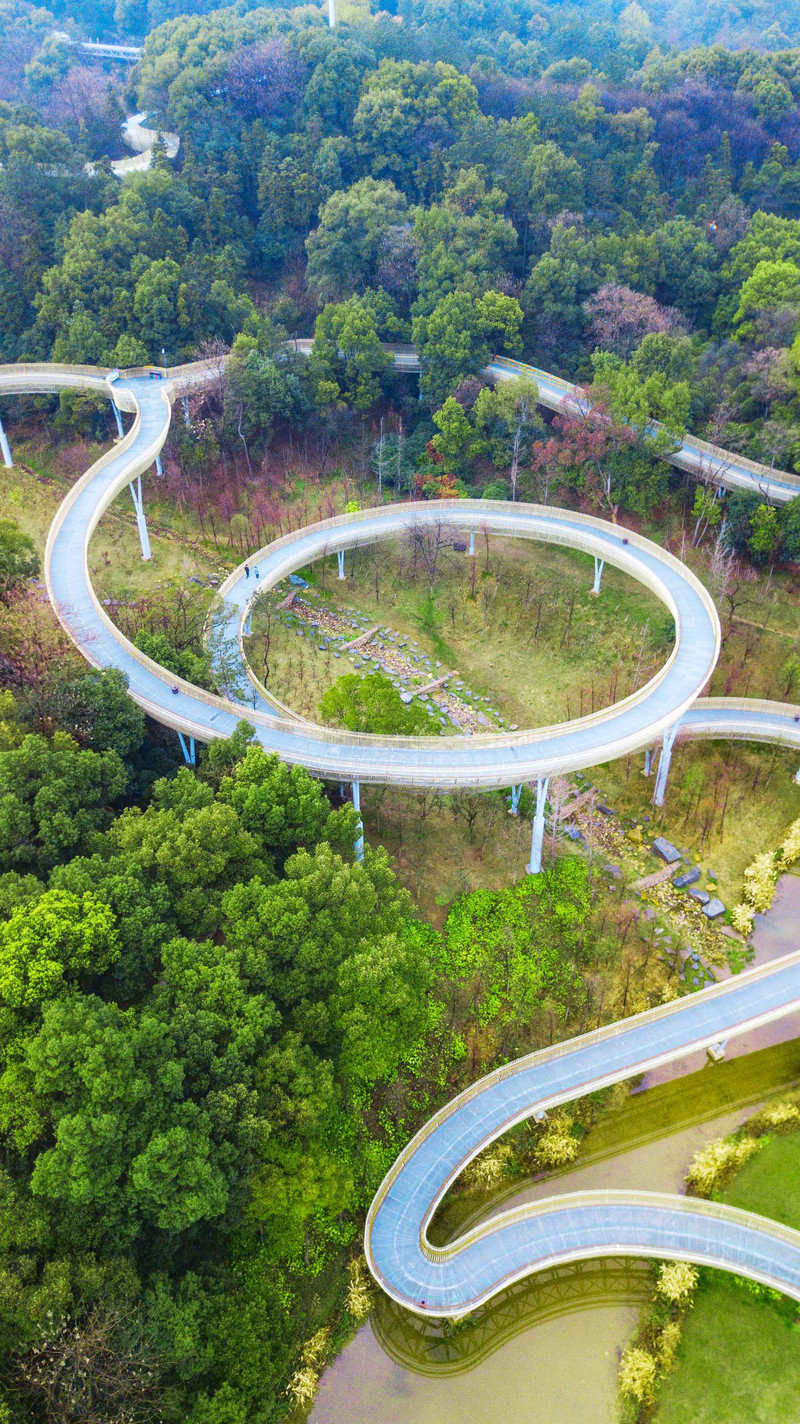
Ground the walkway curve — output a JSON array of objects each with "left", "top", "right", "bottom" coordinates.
[
  {"left": 365, "top": 948, "right": 800, "bottom": 1317},
  {"left": 3, "top": 361, "right": 800, "bottom": 1314},
  {"left": 0, "top": 362, "right": 733, "bottom": 790},
  {"left": 1, "top": 361, "right": 799, "bottom": 784}
]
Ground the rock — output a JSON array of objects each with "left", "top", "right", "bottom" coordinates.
[
  {"left": 288, "top": 573, "right": 308, "bottom": 587},
  {"left": 643, "top": 907, "right": 656, "bottom": 921},
  {"left": 702, "top": 897, "right": 726, "bottom": 920},
  {"left": 564, "top": 826, "right": 582, "bottom": 841},
  {"left": 510, "top": 723, "right": 519, "bottom": 731},
  {"left": 674, "top": 868, "right": 701, "bottom": 889},
  {"left": 597, "top": 804, "right": 615, "bottom": 816},
  {"left": 688, "top": 888, "right": 710, "bottom": 905},
  {"left": 606, "top": 864, "right": 622, "bottom": 879},
  {"left": 652, "top": 836, "right": 681, "bottom": 864}
]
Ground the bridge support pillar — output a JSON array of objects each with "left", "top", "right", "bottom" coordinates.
[
  {"left": 468, "top": 529, "right": 475, "bottom": 557},
  {"left": 337, "top": 549, "right": 346, "bottom": 580},
  {"left": 509, "top": 783, "right": 523, "bottom": 815},
  {"left": 352, "top": 780, "right": 364, "bottom": 861},
  {"left": 129, "top": 474, "right": 152, "bottom": 560},
  {"left": 112, "top": 402, "right": 124, "bottom": 439},
  {"left": 177, "top": 732, "right": 195, "bottom": 766},
  {"left": 0, "top": 413, "right": 12, "bottom": 469},
  {"left": 592, "top": 557, "right": 604, "bottom": 595},
  {"left": 183, "top": 397, "right": 190, "bottom": 428},
  {"left": 527, "top": 776, "right": 550, "bottom": 875},
  {"left": 154, "top": 453, "right": 163, "bottom": 478},
  {"left": 653, "top": 723, "right": 680, "bottom": 806},
  {"left": 644, "top": 749, "right": 653, "bottom": 776},
  {"left": 707, "top": 1039, "right": 728, "bottom": 1063},
  {"left": 796, "top": 765, "right": 800, "bottom": 785}
]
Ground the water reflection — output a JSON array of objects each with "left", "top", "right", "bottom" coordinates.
[{"left": 371, "top": 1257, "right": 651, "bottom": 1377}]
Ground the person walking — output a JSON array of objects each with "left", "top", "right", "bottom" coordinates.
[{"left": 244, "top": 563, "right": 250, "bottom": 578}]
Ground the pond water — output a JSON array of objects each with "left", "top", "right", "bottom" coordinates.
[{"left": 308, "top": 875, "right": 800, "bottom": 1424}]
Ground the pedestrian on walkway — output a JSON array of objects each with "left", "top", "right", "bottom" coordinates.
[{"left": 244, "top": 563, "right": 250, "bottom": 578}]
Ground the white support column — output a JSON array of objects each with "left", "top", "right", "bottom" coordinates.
[
  {"left": 592, "top": 556, "right": 604, "bottom": 595},
  {"left": 182, "top": 397, "right": 190, "bottom": 428},
  {"left": 337, "top": 549, "right": 346, "bottom": 580},
  {"left": 469, "top": 529, "right": 476, "bottom": 557},
  {"left": 129, "top": 474, "right": 152, "bottom": 561},
  {"left": 644, "top": 748, "right": 653, "bottom": 776},
  {"left": 0, "top": 413, "right": 12, "bottom": 469},
  {"left": 352, "top": 780, "right": 364, "bottom": 861},
  {"left": 112, "top": 402, "right": 124, "bottom": 439},
  {"left": 509, "top": 784, "right": 522, "bottom": 815},
  {"left": 527, "top": 776, "right": 550, "bottom": 875},
  {"left": 177, "top": 732, "right": 195, "bottom": 766},
  {"left": 155, "top": 453, "right": 163, "bottom": 478},
  {"left": 653, "top": 723, "right": 680, "bottom": 806},
  {"left": 328, "top": 0, "right": 335, "bottom": 24},
  {"left": 795, "top": 764, "right": 800, "bottom": 786}
]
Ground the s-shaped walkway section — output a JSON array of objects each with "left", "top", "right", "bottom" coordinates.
[{"left": 365, "top": 948, "right": 800, "bottom": 1317}]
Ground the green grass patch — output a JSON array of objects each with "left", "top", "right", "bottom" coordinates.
[{"left": 655, "top": 1133, "right": 800, "bottom": 1424}]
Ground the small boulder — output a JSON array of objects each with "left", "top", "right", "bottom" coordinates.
[
  {"left": 674, "top": 868, "right": 701, "bottom": 889},
  {"left": 702, "top": 897, "right": 726, "bottom": 920},
  {"left": 652, "top": 836, "right": 681, "bottom": 864},
  {"left": 689, "top": 888, "right": 710, "bottom": 905}
]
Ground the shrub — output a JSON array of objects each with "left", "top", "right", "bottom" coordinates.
[
  {"left": 747, "top": 1100, "right": 800, "bottom": 1135},
  {"left": 685, "top": 1135, "right": 762, "bottom": 1196},
  {"left": 619, "top": 1346, "right": 658, "bottom": 1403},
  {"left": 345, "top": 1257, "right": 373, "bottom": 1319},
  {"left": 534, "top": 1112, "right": 580, "bottom": 1168},
  {"left": 781, "top": 817, "right": 800, "bottom": 866},
  {"left": 742, "top": 850, "right": 779, "bottom": 913},
  {"left": 657, "top": 1319, "right": 683, "bottom": 1372},
  {"left": 464, "top": 1142, "right": 514, "bottom": 1189},
  {"left": 730, "top": 903, "right": 755, "bottom": 936},
  {"left": 656, "top": 1260, "right": 698, "bottom": 1305}
]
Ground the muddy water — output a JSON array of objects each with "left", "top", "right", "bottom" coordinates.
[{"left": 308, "top": 876, "right": 800, "bottom": 1424}]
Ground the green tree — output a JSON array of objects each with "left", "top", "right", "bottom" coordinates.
[
  {"left": 305, "top": 178, "right": 408, "bottom": 305},
  {"left": 319, "top": 673, "right": 439, "bottom": 735},
  {"left": 471, "top": 376, "right": 542, "bottom": 499},
  {"left": 0, "top": 519, "right": 39, "bottom": 600},
  {"left": 310, "top": 296, "right": 391, "bottom": 410},
  {"left": 0, "top": 889, "right": 118, "bottom": 1013},
  {"left": 216, "top": 746, "right": 358, "bottom": 863},
  {"left": 748, "top": 502, "right": 782, "bottom": 564},
  {"left": 413, "top": 289, "right": 522, "bottom": 407},
  {"left": 431, "top": 397, "right": 474, "bottom": 474},
  {"left": 0, "top": 733, "right": 127, "bottom": 874}
]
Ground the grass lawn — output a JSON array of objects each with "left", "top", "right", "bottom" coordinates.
[
  {"left": 0, "top": 438, "right": 224, "bottom": 601},
  {"left": 250, "top": 536, "right": 671, "bottom": 728},
  {"left": 656, "top": 1133, "right": 800, "bottom": 1424},
  {"left": 251, "top": 535, "right": 800, "bottom": 909}
]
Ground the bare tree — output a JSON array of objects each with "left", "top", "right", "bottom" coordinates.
[
  {"left": 407, "top": 519, "right": 452, "bottom": 594},
  {"left": 584, "top": 283, "right": 686, "bottom": 359}
]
